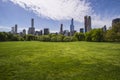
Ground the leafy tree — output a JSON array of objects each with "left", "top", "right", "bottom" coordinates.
[
  {"left": 56, "top": 35, "right": 64, "bottom": 42},
  {"left": 105, "top": 22, "right": 120, "bottom": 42},
  {"left": 63, "top": 36, "right": 72, "bottom": 42},
  {"left": 85, "top": 32, "right": 92, "bottom": 41},
  {"left": 74, "top": 32, "right": 85, "bottom": 41},
  {"left": 26, "top": 34, "right": 36, "bottom": 41},
  {"left": 40, "top": 35, "right": 51, "bottom": 42},
  {"left": 0, "top": 32, "right": 7, "bottom": 41},
  {"left": 85, "top": 29, "right": 104, "bottom": 42}
]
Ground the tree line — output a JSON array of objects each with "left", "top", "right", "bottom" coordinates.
[{"left": 0, "top": 23, "right": 120, "bottom": 42}]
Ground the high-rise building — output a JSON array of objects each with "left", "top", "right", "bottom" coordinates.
[
  {"left": 102, "top": 25, "right": 107, "bottom": 32},
  {"left": 112, "top": 18, "right": 120, "bottom": 26},
  {"left": 80, "top": 28, "right": 84, "bottom": 33},
  {"left": 35, "top": 31, "right": 40, "bottom": 36},
  {"left": 31, "top": 18, "right": 34, "bottom": 28},
  {"left": 84, "top": 16, "right": 91, "bottom": 32},
  {"left": 40, "top": 30, "right": 43, "bottom": 35},
  {"left": 15, "top": 24, "right": 17, "bottom": 34},
  {"left": 11, "top": 27, "right": 14, "bottom": 34},
  {"left": 11, "top": 24, "right": 18, "bottom": 34},
  {"left": 28, "top": 18, "right": 35, "bottom": 35},
  {"left": 19, "top": 32, "right": 23, "bottom": 36},
  {"left": 60, "top": 24, "right": 63, "bottom": 34},
  {"left": 44, "top": 28, "right": 49, "bottom": 35},
  {"left": 23, "top": 29, "right": 26, "bottom": 35},
  {"left": 63, "top": 30, "right": 69, "bottom": 36},
  {"left": 70, "top": 18, "right": 74, "bottom": 36}
]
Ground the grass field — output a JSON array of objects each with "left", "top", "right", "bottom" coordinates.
[{"left": 0, "top": 41, "right": 120, "bottom": 80}]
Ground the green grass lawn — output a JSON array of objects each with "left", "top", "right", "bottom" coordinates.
[{"left": 0, "top": 41, "right": 120, "bottom": 80}]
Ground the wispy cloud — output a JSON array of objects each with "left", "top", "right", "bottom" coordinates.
[
  {"left": 0, "top": 26, "right": 10, "bottom": 32},
  {"left": 0, "top": 25, "right": 28, "bottom": 32},
  {"left": 9, "top": 0, "right": 92, "bottom": 22},
  {"left": 5, "top": 0, "right": 120, "bottom": 28},
  {"left": 92, "top": 14, "right": 120, "bottom": 28}
]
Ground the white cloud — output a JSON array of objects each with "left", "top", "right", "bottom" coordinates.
[
  {"left": 0, "top": 26, "right": 10, "bottom": 32},
  {"left": 9, "top": 0, "right": 92, "bottom": 22},
  {"left": 7, "top": 0, "right": 120, "bottom": 29},
  {"left": 92, "top": 14, "right": 120, "bottom": 28},
  {"left": 0, "top": 25, "right": 28, "bottom": 33}
]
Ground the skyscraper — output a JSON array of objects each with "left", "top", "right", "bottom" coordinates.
[
  {"left": 28, "top": 18, "right": 35, "bottom": 35},
  {"left": 40, "top": 30, "right": 43, "bottom": 35},
  {"left": 112, "top": 18, "right": 120, "bottom": 26},
  {"left": 44, "top": 28, "right": 49, "bottom": 35},
  {"left": 23, "top": 29, "right": 26, "bottom": 35},
  {"left": 11, "top": 27, "right": 14, "bottom": 34},
  {"left": 31, "top": 18, "right": 34, "bottom": 28},
  {"left": 80, "top": 28, "right": 84, "bottom": 33},
  {"left": 70, "top": 18, "right": 74, "bottom": 36},
  {"left": 15, "top": 24, "right": 17, "bottom": 34},
  {"left": 102, "top": 25, "right": 107, "bottom": 32},
  {"left": 60, "top": 24, "right": 63, "bottom": 34},
  {"left": 11, "top": 24, "right": 17, "bottom": 34},
  {"left": 84, "top": 16, "right": 91, "bottom": 32}
]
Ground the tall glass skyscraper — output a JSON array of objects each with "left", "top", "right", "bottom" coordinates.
[{"left": 70, "top": 18, "right": 74, "bottom": 36}]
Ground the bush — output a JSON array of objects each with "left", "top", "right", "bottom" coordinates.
[
  {"left": 105, "top": 23, "right": 120, "bottom": 42},
  {"left": 39, "top": 35, "right": 51, "bottom": 42},
  {"left": 74, "top": 32, "right": 85, "bottom": 41},
  {"left": 51, "top": 36, "right": 57, "bottom": 42},
  {"left": 85, "top": 32, "right": 92, "bottom": 41},
  {"left": 26, "top": 34, "right": 36, "bottom": 41},
  {"left": 63, "top": 36, "right": 73, "bottom": 42},
  {"left": 0, "top": 32, "right": 8, "bottom": 41},
  {"left": 85, "top": 29, "right": 104, "bottom": 42}
]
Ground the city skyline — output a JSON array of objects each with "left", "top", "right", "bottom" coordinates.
[
  {"left": 0, "top": 0, "right": 120, "bottom": 32},
  {"left": 9, "top": 17, "right": 93, "bottom": 35}
]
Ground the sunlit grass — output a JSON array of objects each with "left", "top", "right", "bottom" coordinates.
[{"left": 0, "top": 41, "right": 120, "bottom": 80}]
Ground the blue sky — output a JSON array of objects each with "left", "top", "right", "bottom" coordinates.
[{"left": 0, "top": 0, "right": 120, "bottom": 33}]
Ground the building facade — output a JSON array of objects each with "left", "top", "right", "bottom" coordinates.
[
  {"left": 70, "top": 18, "right": 74, "bottom": 36},
  {"left": 23, "top": 29, "right": 26, "bottom": 35},
  {"left": 11, "top": 24, "right": 18, "bottom": 34},
  {"left": 28, "top": 18, "right": 35, "bottom": 35},
  {"left": 112, "top": 18, "right": 120, "bottom": 26},
  {"left": 84, "top": 16, "right": 91, "bottom": 32},
  {"left": 80, "top": 28, "right": 84, "bottom": 33},
  {"left": 15, "top": 24, "right": 17, "bottom": 34},
  {"left": 102, "top": 25, "right": 107, "bottom": 32},
  {"left": 63, "top": 30, "right": 69, "bottom": 36},
  {"left": 60, "top": 24, "right": 63, "bottom": 34},
  {"left": 44, "top": 28, "right": 49, "bottom": 35}
]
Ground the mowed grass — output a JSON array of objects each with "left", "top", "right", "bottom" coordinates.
[{"left": 0, "top": 41, "right": 120, "bottom": 80}]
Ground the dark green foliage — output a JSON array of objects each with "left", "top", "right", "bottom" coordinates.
[
  {"left": 39, "top": 35, "right": 51, "bottom": 42},
  {"left": 74, "top": 32, "right": 85, "bottom": 41},
  {"left": 63, "top": 36, "right": 77, "bottom": 42},
  {"left": 85, "top": 29, "right": 104, "bottom": 42},
  {"left": 39, "top": 34, "right": 77, "bottom": 42},
  {"left": 26, "top": 34, "right": 36, "bottom": 41},
  {"left": 85, "top": 32, "right": 92, "bottom": 41},
  {"left": 49, "top": 34, "right": 64, "bottom": 42},
  {"left": 105, "top": 23, "right": 120, "bottom": 42},
  {"left": 63, "top": 36, "right": 72, "bottom": 42},
  {"left": 0, "top": 32, "right": 7, "bottom": 41},
  {"left": 56, "top": 35, "right": 64, "bottom": 42},
  {"left": 91, "top": 29, "right": 104, "bottom": 42},
  {"left": 50, "top": 36, "right": 57, "bottom": 42}
]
